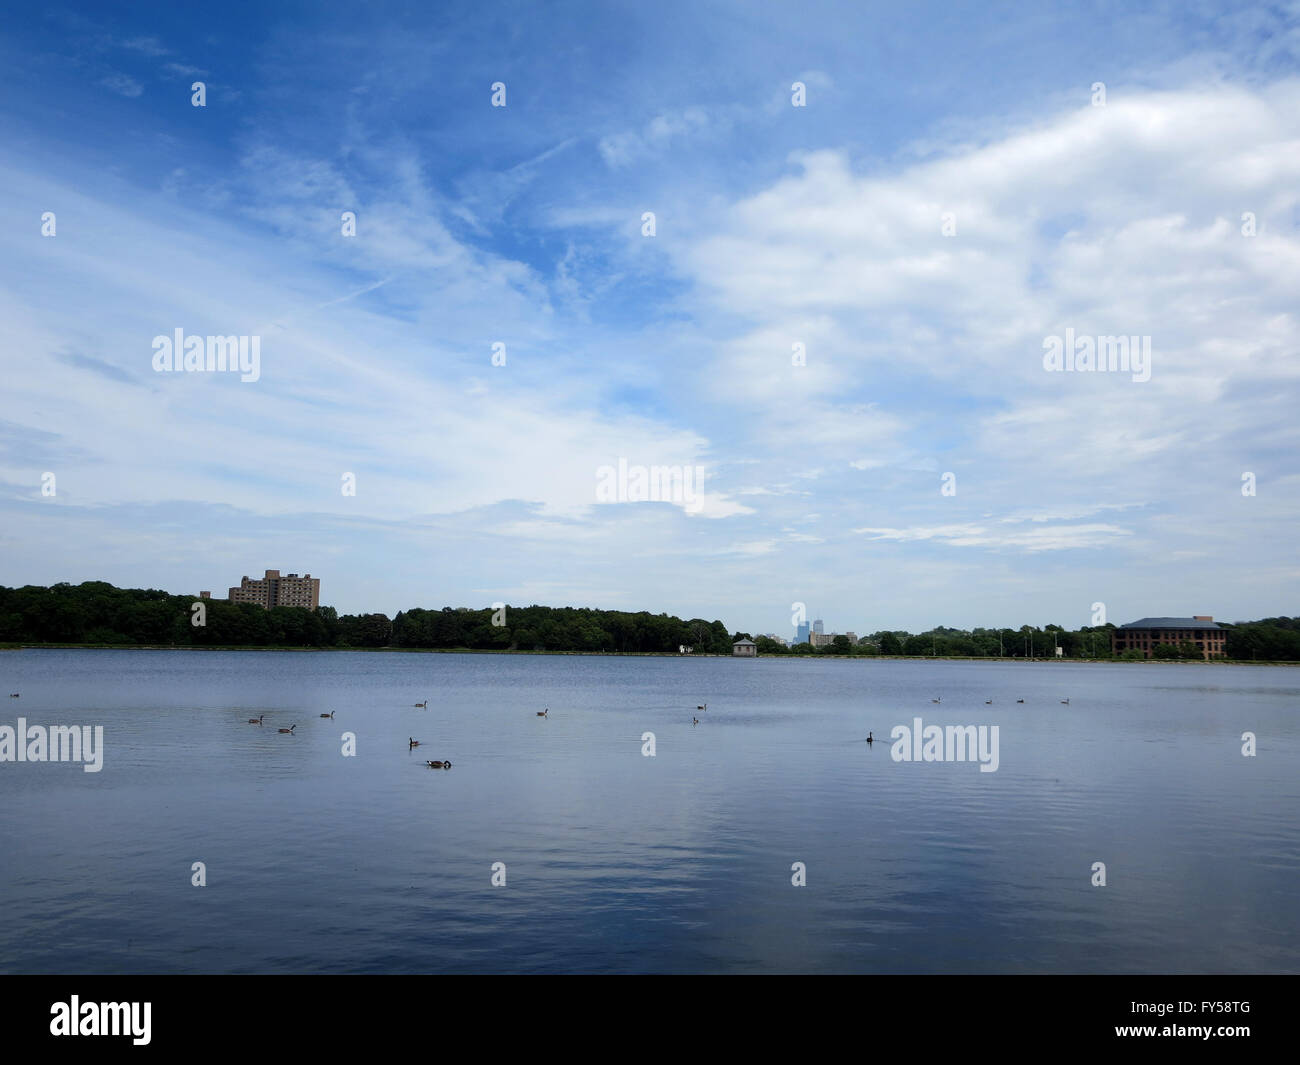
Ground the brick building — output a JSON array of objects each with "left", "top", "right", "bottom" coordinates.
[{"left": 1111, "top": 616, "right": 1226, "bottom": 660}]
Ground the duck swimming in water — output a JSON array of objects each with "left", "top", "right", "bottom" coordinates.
[
  {"left": 278, "top": 724, "right": 296, "bottom": 734},
  {"left": 409, "top": 738, "right": 420, "bottom": 748},
  {"left": 865, "top": 732, "right": 874, "bottom": 744},
  {"left": 537, "top": 708, "right": 548, "bottom": 717},
  {"left": 413, "top": 700, "right": 428, "bottom": 708},
  {"left": 320, "top": 711, "right": 334, "bottom": 719},
  {"left": 247, "top": 714, "right": 264, "bottom": 724},
  {"left": 426, "top": 760, "right": 451, "bottom": 769}
]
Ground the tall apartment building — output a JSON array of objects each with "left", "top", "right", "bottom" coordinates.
[{"left": 228, "top": 569, "right": 320, "bottom": 610}]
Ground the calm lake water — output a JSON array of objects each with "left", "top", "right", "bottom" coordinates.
[{"left": 0, "top": 649, "right": 1296, "bottom": 974}]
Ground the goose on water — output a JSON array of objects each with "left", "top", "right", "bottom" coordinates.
[
  {"left": 278, "top": 724, "right": 296, "bottom": 734},
  {"left": 247, "top": 714, "right": 264, "bottom": 724}
]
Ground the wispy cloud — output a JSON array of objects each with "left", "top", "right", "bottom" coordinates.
[
  {"left": 99, "top": 72, "right": 143, "bottom": 97},
  {"left": 853, "top": 522, "right": 1134, "bottom": 551},
  {"left": 599, "top": 107, "right": 713, "bottom": 167},
  {"left": 54, "top": 349, "right": 139, "bottom": 386},
  {"left": 118, "top": 35, "right": 169, "bottom": 57}
]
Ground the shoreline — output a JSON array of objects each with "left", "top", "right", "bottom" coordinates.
[{"left": 1, "top": 643, "right": 1295, "bottom": 665}]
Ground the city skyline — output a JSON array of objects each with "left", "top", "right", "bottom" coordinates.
[{"left": 3, "top": 3, "right": 1298, "bottom": 635}]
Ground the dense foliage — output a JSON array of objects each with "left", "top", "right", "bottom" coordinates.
[
  {"left": 1223, "top": 617, "right": 1300, "bottom": 660},
  {"left": 0, "top": 582, "right": 729, "bottom": 653},
  {"left": 391, "top": 606, "right": 731, "bottom": 653}
]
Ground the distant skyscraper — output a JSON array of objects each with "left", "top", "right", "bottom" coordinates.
[
  {"left": 795, "top": 621, "right": 810, "bottom": 644},
  {"left": 813, "top": 619, "right": 824, "bottom": 635}
]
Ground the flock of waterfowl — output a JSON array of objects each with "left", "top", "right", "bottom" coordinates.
[
  {"left": 243, "top": 704, "right": 454, "bottom": 763},
  {"left": 864, "top": 695, "right": 1073, "bottom": 743},
  {"left": 239, "top": 695, "right": 606, "bottom": 771},
  {"left": 30, "top": 684, "right": 1057, "bottom": 761}
]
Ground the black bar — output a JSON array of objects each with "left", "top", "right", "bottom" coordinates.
[{"left": 0, "top": 975, "right": 1287, "bottom": 1053}]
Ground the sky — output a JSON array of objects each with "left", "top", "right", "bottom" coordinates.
[{"left": 1, "top": 1, "right": 1298, "bottom": 637}]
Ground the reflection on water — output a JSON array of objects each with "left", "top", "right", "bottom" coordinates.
[{"left": 1, "top": 649, "right": 1296, "bottom": 973}]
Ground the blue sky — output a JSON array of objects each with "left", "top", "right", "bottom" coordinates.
[{"left": 2, "top": 1, "right": 1299, "bottom": 635}]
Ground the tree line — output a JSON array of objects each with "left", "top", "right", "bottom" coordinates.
[
  {"left": 1, "top": 582, "right": 1298, "bottom": 660},
  {"left": 0, "top": 582, "right": 731, "bottom": 653},
  {"left": 750, "top": 621, "right": 1300, "bottom": 661}
]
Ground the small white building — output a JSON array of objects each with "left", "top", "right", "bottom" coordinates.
[{"left": 732, "top": 639, "right": 757, "bottom": 657}]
